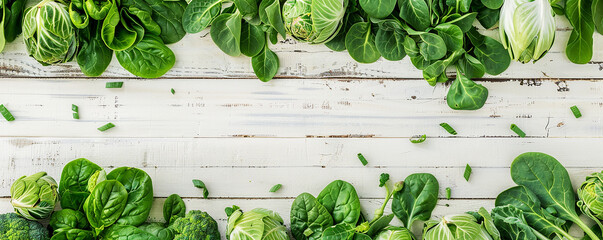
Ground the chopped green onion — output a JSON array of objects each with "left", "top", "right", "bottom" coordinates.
[
  {"left": 192, "top": 179, "right": 209, "bottom": 198},
  {"left": 445, "top": 204, "right": 450, "bottom": 207},
  {"left": 464, "top": 164, "right": 472, "bottom": 181},
  {"left": 73, "top": 113, "right": 80, "bottom": 119},
  {"left": 510, "top": 124, "right": 526, "bottom": 137},
  {"left": 0, "top": 105, "right": 15, "bottom": 121},
  {"left": 269, "top": 184, "right": 282, "bottom": 193},
  {"left": 171, "top": 88, "right": 175, "bottom": 95},
  {"left": 570, "top": 105, "right": 581, "bottom": 118},
  {"left": 357, "top": 153, "right": 368, "bottom": 166},
  {"left": 105, "top": 82, "right": 123, "bottom": 88},
  {"left": 439, "top": 123, "right": 457, "bottom": 135},
  {"left": 410, "top": 134, "right": 426, "bottom": 143},
  {"left": 97, "top": 123, "right": 115, "bottom": 132},
  {"left": 72, "top": 104, "right": 79, "bottom": 112},
  {"left": 446, "top": 187, "right": 451, "bottom": 199}
]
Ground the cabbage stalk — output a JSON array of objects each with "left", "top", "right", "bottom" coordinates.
[
  {"left": 282, "top": 0, "right": 348, "bottom": 44},
  {"left": 499, "top": 0, "right": 556, "bottom": 63},
  {"left": 22, "top": 0, "right": 77, "bottom": 65},
  {"left": 578, "top": 171, "right": 603, "bottom": 221},
  {"left": 10, "top": 172, "right": 59, "bottom": 220}
]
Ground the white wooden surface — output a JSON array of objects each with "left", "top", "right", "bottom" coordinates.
[{"left": 0, "top": 16, "right": 602, "bottom": 238}]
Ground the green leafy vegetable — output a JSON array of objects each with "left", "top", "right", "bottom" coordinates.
[
  {"left": 107, "top": 167, "right": 154, "bottom": 226},
  {"left": 84, "top": 180, "right": 128, "bottom": 236},
  {"left": 463, "top": 164, "right": 472, "bottom": 181},
  {"left": 171, "top": 210, "right": 220, "bottom": 239},
  {"left": 446, "top": 71, "right": 489, "bottom": 110},
  {"left": 10, "top": 172, "right": 59, "bottom": 220},
  {"left": 59, "top": 158, "right": 102, "bottom": 211},
  {"left": 392, "top": 173, "right": 439, "bottom": 231},
  {"left": 270, "top": 184, "right": 283, "bottom": 193},
  {"left": 192, "top": 179, "right": 209, "bottom": 198},
  {"left": 116, "top": 35, "right": 176, "bottom": 79},
  {"left": 252, "top": 45, "right": 279, "bottom": 82},
  {"left": 345, "top": 22, "right": 381, "bottom": 63},
  {"left": 0, "top": 213, "right": 50, "bottom": 239},
  {"left": 565, "top": 0, "right": 595, "bottom": 64},
  {"left": 227, "top": 208, "right": 288, "bottom": 240}
]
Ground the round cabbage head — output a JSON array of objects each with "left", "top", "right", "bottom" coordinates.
[
  {"left": 578, "top": 171, "right": 603, "bottom": 220},
  {"left": 10, "top": 172, "right": 59, "bottom": 220},
  {"left": 282, "top": 0, "right": 348, "bottom": 44},
  {"left": 498, "top": 0, "right": 555, "bottom": 63},
  {"left": 22, "top": 0, "right": 77, "bottom": 65},
  {"left": 227, "top": 208, "right": 288, "bottom": 240}
]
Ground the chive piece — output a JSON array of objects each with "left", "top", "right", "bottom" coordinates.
[
  {"left": 410, "top": 134, "right": 427, "bottom": 143},
  {"left": 171, "top": 88, "right": 175, "bottom": 95},
  {"left": 439, "top": 123, "right": 457, "bottom": 135},
  {"left": 570, "top": 106, "right": 581, "bottom": 118},
  {"left": 106, "top": 82, "right": 124, "bottom": 88},
  {"left": 72, "top": 104, "right": 79, "bottom": 112},
  {"left": 97, "top": 123, "right": 115, "bottom": 132},
  {"left": 357, "top": 153, "right": 368, "bottom": 166},
  {"left": 445, "top": 204, "right": 450, "bottom": 207},
  {"left": 269, "top": 184, "right": 282, "bottom": 193},
  {"left": 192, "top": 179, "right": 209, "bottom": 198},
  {"left": 73, "top": 113, "right": 80, "bottom": 119},
  {"left": 0, "top": 105, "right": 15, "bottom": 121},
  {"left": 446, "top": 187, "right": 451, "bottom": 199},
  {"left": 510, "top": 124, "right": 526, "bottom": 137},
  {"left": 464, "top": 164, "right": 472, "bottom": 181}
]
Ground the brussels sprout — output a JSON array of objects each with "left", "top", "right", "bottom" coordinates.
[
  {"left": 578, "top": 172, "right": 603, "bottom": 221},
  {"left": 10, "top": 172, "right": 59, "bottom": 220},
  {"left": 22, "top": 0, "right": 77, "bottom": 65},
  {"left": 374, "top": 226, "right": 413, "bottom": 240},
  {"left": 282, "top": 0, "right": 348, "bottom": 44},
  {"left": 499, "top": 0, "right": 556, "bottom": 63}
]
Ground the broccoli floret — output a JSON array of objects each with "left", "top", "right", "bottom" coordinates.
[
  {"left": 170, "top": 210, "right": 220, "bottom": 240},
  {"left": 0, "top": 213, "right": 50, "bottom": 240}
]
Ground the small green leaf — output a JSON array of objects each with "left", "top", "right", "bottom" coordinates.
[
  {"left": 463, "top": 164, "right": 472, "bottom": 181},
  {"left": 269, "top": 184, "right": 282, "bottom": 192},
  {"left": 192, "top": 179, "right": 209, "bottom": 198},
  {"left": 251, "top": 46, "right": 279, "bottom": 82},
  {"left": 345, "top": 22, "right": 381, "bottom": 63},
  {"left": 419, "top": 33, "right": 447, "bottom": 61}
]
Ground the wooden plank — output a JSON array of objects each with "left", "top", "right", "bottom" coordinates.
[
  {"left": 0, "top": 17, "right": 601, "bottom": 79},
  {"left": 0, "top": 78, "right": 600, "bottom": 137}
]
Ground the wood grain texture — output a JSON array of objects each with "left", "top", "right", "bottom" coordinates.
[
  {"left": 0, "top": 78, "right": 601, "bottom": 138},
  {"left": 0, "top": 17, "right": 601, "bottom": 79}
]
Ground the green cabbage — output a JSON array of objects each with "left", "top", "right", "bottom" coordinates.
[
  {"left": 374, "top": 226, "right": 413, "bottom": 240},
  {"left": 227, "top": 208, "right": 289, "bottom": 240},
  {"left": 282, "top": 0, "right": 348, "bottom": 44},
  {"left": 10, "top": 172, "right": 59, "bottom": 220},
  {"left": 578, "top": 172, "right": 603, "bottom": 221},
  {"left": 22, "top": 0, "right": 77, "bottom": 65},
  {"left": 499, "top": 0, "right": 556, "bottom": 63}
]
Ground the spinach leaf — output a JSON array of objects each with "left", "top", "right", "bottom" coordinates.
[
  {"left": 317, "top": 180, "right": 362, "bottom": 225},
  {"left": 107, "top": 167, "right": 154, "bottom": 226},
  {"left": 510, "top": 152, "right": 601, "bottom": 240},
  {"left": 467, "top": 28, "right": 510, "bottom": 75},
  {"left": 3, "top": 0, "right": 26, "bottom": 42},
  {"left": 69, "top": 2, "right": 90, "bottom": 29},
  {"left": 457, "top": 53, "right": 485, "bottom": 78},
  {"left": 496, "top": 186, "right": 570, "bottom": 239},
  {"left": 84, "top": 180, "right": 128, "bottom": 236},
  {"left": 133, "top": 0, "right": 187, "bottom": 44},
  {"left": 392, "top": 173, "right": 439, "bottom": 230},
  {"left": 59, "top": 158, "right": 102, "bottom": 211},
  {"left": 290, "top": 193, "right": 334, "bottom": 240},
  {"left": 434, "top": 23, "right": 463, "bottom": 51},
  {"left": 49, "top": 209, "right": 90, "bottom": 234},
  {"left": 101, "top": 224, "right": 160, "bottom": 240},
  {"left": 139, "top": 222, "right": 175, "bottom": 240},
  {"left": 50, "top": 229, "right": 95, "bottom": 240},
  {"left": 322, "top": 223, "right": 355, "bottom": 240},
  {"left": 101, "top": 1, "right": 137, "bottom": 51},
  {"left": 375, "top": 28, "right": 406, "bottom": 61},
  {"left": 446, "top": 71, "right": 488, "bottom": 110},
  {"left": 163, "top": 194, "right": 186, "bottom": 226},
  {"left": 345, "top": 22, "right": 381, "bottom": 63},
  {"left": 445, "top": 12, "right": 477, "bottom": 32},
  {"left": 85, "top": 0, "right": 112, "bottom": 20},
  {"left": 259, "top": 0, "right": 286, "bottom": 38},
  {"left": 116, "top": 35, "right": 176, "bottom": 78},
  {"left": 251, "top": 45, "right": 279, "bottom": 82},
  {"left": 565, "top": 0, "right": 595, "bottom": 64},
  {"left": 359, "top": 0, "right": 396, "bottom": 18},
  {"left": 210, "top": 12, "right": 242, "bottom": 56},
  {"left": 398, "top": 0, "right": 431, "bottom": 31},
  {"left": 419, "top": 33, "right": 447, "bottom": 61},
  {"left": 480, "top": 0, "right": 503, "bottom": 9},
  {"left": 326, "top": 13, "right": 363, "bottom": 51},
  {"left": 423, "top": 49, "right": 464, "bottom": 85},
  {"left": 233, "top": 0, "right": 258, "bottom": 20},
  {"left": 472, "top": 0, "right": 499, "bottom": 29},
  {"left": 182, "top": 0, "right": 222, "bottom": 33},
  {"left": 77, "top": 20, "right": 113, "bottom": 77},
  {"left": 594, "top": 0, "right": 603, "bottom": 34},
  {"left": 491, "top": 205, "right": 540, "bottom": 240},
  {"left": 240, "top": 22, "right": 265, "bottom": 57}
]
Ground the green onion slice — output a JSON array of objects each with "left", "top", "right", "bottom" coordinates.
[
  {"left": 510, "top": 124, "right": 526, "bottom": 137},
  {"left": 464, "top": 164, "right": 472, "bottom": 181},
  {"left": 357, "top": 153, "right": 368, "bottom": 166},
  {"left": 570, "top": 106, "right": 582, "bottom": 118},
  {"left": 440, "top": 123, "right": 457, "bottom": 135},
  {"left": 410, "top": 134, "right": 427, "bottom": 143},
  {"left": 446, "top": 187, "right": 451, "bottom": 199},
  {"left": 97, "top": 123, "right": 115, "bottom": 132},
  {"left": 106, "top": 82, "right": 124, "bottom": 88},
  {"left": 0, "top": 105, "right": 15, "bottom": 121}
]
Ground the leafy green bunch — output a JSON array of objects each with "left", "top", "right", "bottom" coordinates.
[
  {"left": 182, "top": 0, "right": 286, "bottom": 81},
  {"left": 423, "top": 208, "right": 500, "bottom": 240},
  {"left": 326, "top": 0, "right": 511, "bottom": 110},
  {"left": 493, "top": 152, "right": 601, "bottom": 240},
  {"left": 562, "top": 0, "right": 601, "bottom": 64},
  {"left": 0, "top": 0, "right": 26, "bottom": 53}
]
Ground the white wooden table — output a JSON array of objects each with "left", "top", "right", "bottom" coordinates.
[{"left": 0, "top": 16, "right": 602, "bottom": 235}]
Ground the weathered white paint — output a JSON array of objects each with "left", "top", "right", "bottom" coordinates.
[{"left": 0, "top": 17, "right": 601, "bottom": 79}]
